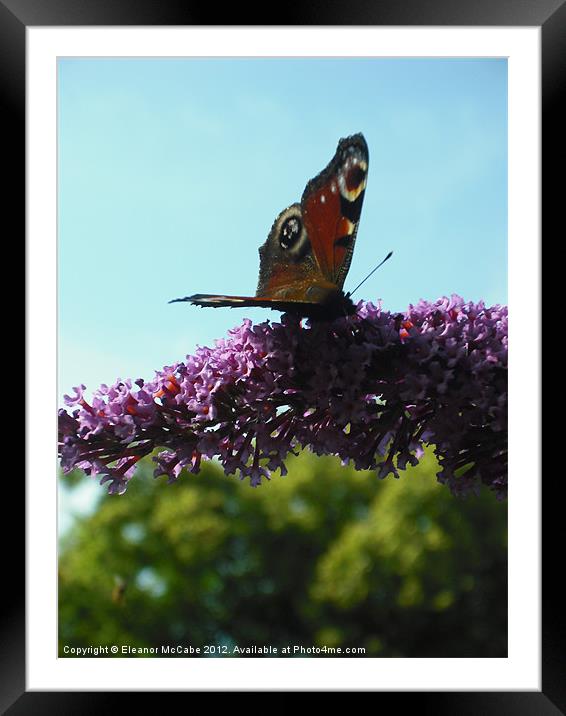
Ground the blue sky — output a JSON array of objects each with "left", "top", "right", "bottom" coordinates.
[{"left": 58, "top": 57, "right": 507, "bottom": 403}]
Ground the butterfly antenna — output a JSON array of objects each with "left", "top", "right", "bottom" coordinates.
[{"left": 347, "top": 251, "right": 393, "bottom": 298}]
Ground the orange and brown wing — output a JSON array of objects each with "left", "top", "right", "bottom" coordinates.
[
  {"left": 253, "top": 134, "right": 368, "bottom": 303},
  {"left": 300, "top": 133, "right": 368, "bottom": 290},
  {"left": 170, "top": 134, "right": 368, "bottom": 319}
]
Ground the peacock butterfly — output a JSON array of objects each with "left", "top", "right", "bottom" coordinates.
[{"left": 171, "top": 133, "right": 369, "bottom": 320}]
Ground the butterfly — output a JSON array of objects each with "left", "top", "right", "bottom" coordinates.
[{"left": 171, "top": 133, "right": 369, "bottom": 320}]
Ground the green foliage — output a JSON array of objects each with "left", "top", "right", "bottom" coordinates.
[{"left": 59, "top": 449, "right": 506, "bottom": 657}]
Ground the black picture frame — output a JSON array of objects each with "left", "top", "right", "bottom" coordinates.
[{"left": 8, "top": 0, "right": 558, "bottom": 710}]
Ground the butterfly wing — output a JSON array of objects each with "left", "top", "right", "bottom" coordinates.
[
  {"left": 255, "top": 133, "right": 368, "bottom": 301},
  {"left": 171, "top": 134, "right": 368, "bottom": 318},
  {"left": 170, "top": 293, "right": 348, "bottom": 318},
  {"left": 301, "top": 133, "right": 368, "bottom": 289}
]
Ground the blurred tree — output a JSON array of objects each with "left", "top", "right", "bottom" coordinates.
[{"left": 59, "top": 449, "right": 506, "bottom": 657}]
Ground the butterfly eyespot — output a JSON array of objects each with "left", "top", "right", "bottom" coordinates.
[
  {"left": 279, "top": 217, "right": 303, "bottom": 250},
  {"left": 347, "top": 165, "right": 366, "bottom": 190}
]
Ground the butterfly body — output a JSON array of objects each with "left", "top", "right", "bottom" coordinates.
[{"left": 172, "top": 133, "right": 369, "bottom": 320}]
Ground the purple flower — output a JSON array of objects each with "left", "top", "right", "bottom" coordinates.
[{"left": 58, "top": 296, "right": 508, "bottom": 499}]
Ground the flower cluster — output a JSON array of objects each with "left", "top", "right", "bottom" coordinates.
[{"left": 58, "top": 296, "right": 507, "bottom": 498}]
